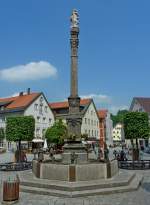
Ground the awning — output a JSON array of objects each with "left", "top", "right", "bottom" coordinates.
[
  {"left": 32, "top": 138, "right": 44, "bottom": 143},
  {"left": 82, "top": 140, "right": 96, "bottom": 145}
]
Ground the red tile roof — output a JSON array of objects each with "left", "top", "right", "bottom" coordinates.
[
  {"left": 134, "top": 97, "right": 150, "bottom": 113},
  {"left": 0, "top": 93, "right": 40, "bottom": 110},
  {"left": 97, "top": 109, "right": 108, "bottom": 119},
  {"left": 49, "top": 98, "right": 92, "bottom": 109}
]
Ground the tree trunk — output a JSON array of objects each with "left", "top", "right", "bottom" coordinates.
[
  {"left": 136, "top": 138, "right": 139, "bottom": 150},
  {"left": 131, "top": 139, "right": 139, "bottom": 161},
  {"left": 18, "top": 141, "right": 21, "bottom": 162}
]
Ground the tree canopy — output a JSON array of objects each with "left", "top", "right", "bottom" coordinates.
[
  {"left": 45, "top": 120, "right": 67, "bottom": 144},
  {"left": 111, "top": 110, "right": 128, "bottom": 127},
  {"left": 6, "top": 116, "right": 35, "bottom": 142},
  {"left": 124, "top": 112, "right": 150, "bottom": 140}
]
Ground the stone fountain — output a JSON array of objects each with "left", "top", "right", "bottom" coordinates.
[
  {"left": 19, "top": 10, "right": 142, "bottom": 197},
  {"left": 32, "top": 9, "right": 118, "bottom": 182}
]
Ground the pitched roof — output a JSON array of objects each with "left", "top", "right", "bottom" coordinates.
[
  {"left": 97, "top": 109, "right": 108, "bottom": 119},
  {"left": 132, "top": 97, "right": 150, "bottom": 113},
  {"left": 49, "top": 98, "right": 92, "bottom": 109},
  {"left": 0, "top": 93, "right": 40, "bottom": 111}
]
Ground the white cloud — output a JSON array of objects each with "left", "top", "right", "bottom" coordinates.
[
  {"left": 80, "top": 93, "right": 128, "bottom": 114},
  {"left": 0, "top": 61, "right": 57, "bottom": 82},
  {"left": 11, "top": 93, "right": 19, "bottom": 97},
  {"left": 109, "top": 105, "right": 129, "bottom": 114},
  {"left": 80, "top": 93, "right": 111, "bottom": 104}
]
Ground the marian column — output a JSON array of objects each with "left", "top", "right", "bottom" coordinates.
[{"left": 67, "top": 9, "right": 82, "bottom": 138}]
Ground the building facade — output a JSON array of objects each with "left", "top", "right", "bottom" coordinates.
[
  {"left": 49, "top": 98, "right": 100, "bottom": 140},
  {"left": 98, "top": 110, "right": 113, "bottom": 149},
  {"left": 0, "top": 90, "right": 55, "bottom": 150},
  {"left": 112, "top": 123, "right": 125, "bottom": 145}
]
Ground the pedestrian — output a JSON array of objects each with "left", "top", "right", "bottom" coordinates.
[{"left": 113, "top": 150, "right": 117, "bottom": 159}]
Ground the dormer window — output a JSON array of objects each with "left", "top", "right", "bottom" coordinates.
[{"left": 40, "top": 96, "right": 43, "bottom": 103}]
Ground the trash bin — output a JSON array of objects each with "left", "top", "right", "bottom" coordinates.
[{"left": 3, "top": 175, "right": 19, "bottom": 202}]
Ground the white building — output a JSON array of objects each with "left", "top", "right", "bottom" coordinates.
[
  {"left": 0, "top": 89, "right": 55, "bottom": 150},
  {"left": 113, "top": 123, "right": 125, "bottom": 145},
  {"left": 49, "top": 98, "right": 100, "bottom": 140}
]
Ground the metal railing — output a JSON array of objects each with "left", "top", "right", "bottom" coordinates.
[
  {"left": 118, "top": 160, "right": 150, "bottom": 170},
  {"left": 0, "top": 161, "right": 32, "bottom": 171}
]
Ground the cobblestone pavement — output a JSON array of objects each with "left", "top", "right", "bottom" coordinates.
[
  {"left": 0, "top": 170, "right": 150, "bottom": 205},
  {"left": 0, "top": 152, "right": 34, "bottom": 163}
]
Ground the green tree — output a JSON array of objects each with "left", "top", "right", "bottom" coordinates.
[
  {"left": 111, "top": 110, "right": 128, "bottom": 127},
  {"left": 124, "top": 112, "right": 150, "bottom": 160},
  {"left": 6, "top": 116, "right": 35, "bottom": 161},
  {"left": 45, "top": 120, "right": 67, "bottom": 144}
]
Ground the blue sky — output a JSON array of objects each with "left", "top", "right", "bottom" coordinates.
[{"left": 0, "top": 0, "right": 150, "bottom": 113}]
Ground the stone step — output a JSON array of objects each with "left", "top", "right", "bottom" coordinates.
[
  {"left": 20, "top": 174, "right": 143, "bottom": 197},
  {"left": 20, "top": 171, "right": 135, "bottom": 192}
]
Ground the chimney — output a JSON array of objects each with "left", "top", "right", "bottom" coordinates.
[
  {"left": 19, "top": 92, "right": 23, "bottom": 96},
  {"left": 27, "top": 88, "right": 30, "bottom": 95}
]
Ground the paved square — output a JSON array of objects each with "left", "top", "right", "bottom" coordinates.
[{"left": 0, "top": 170, "right": 150, "bottom": 205}]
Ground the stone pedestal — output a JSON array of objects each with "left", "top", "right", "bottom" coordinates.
[{"left": 62, "top": 141, "right": 87, "bottom": 164}]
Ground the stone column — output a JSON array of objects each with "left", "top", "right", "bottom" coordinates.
[
  {"left": 67, "top": 10, "right": 82, "bottom": 138},
  {"left": 70, "top": 26, "right": 79, "bottom": 98},
  {"left": 62, "top": 10, "right": 87, "bottom": 164}
]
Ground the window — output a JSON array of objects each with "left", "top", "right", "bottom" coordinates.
[
  {"left": 34, "top": 104, "right": 38, "bottom": 111},
  {"left": 95, "top": 130, "right": 96, "bottom": 136},
  {"left": 43, "top": 117, "right": 46, "bottom": 122},
  {"left": 39, "top": 105, "right": 43, "bottom": 114},
  {"left": 42, "top": 129, "right": 46, "bottom": 137},
  {"left": 45, "top": 106, "right": 48, "bottom": 113},
  {"left": 91, "top": 120, "right": 93, "bottom": 125},
  {"left": 91, "top": 111, "right": 93, "bottom": 115},
  {"left": 88, "top": 119, "right": 90, "bottom": 125},
  {"left": 85, "top": 118, "right": 87, "bottom": 124},
  {"left": 85, "top": 129, "right": 87, "bottom": 134},
  {"left": 97, "top": 121, "right": 99, "bottom": 127},
  {"left": 37, "top": 116, "right": 40, "bottom": 122},
  {"left": 92, "top": 130, "right": 93, "bottom": 136},
  {"left": 0, "top": 106, "right": 4, "bottom": 111},
  {"left": 36, "top": 128, "right": 40, "bottom": 135},
  {"left": 49, "top": 118, "right": 52, "bottom": 123},
  {"left": 89, "top": 130, "right": 90, "bottom": 136},
  {"left": 0, "top": 117, "right": 5, "bottom": 122}
]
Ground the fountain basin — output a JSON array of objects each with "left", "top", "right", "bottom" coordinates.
[{"left": 32, "top": 160, "right": 118, "bottom": 181}]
